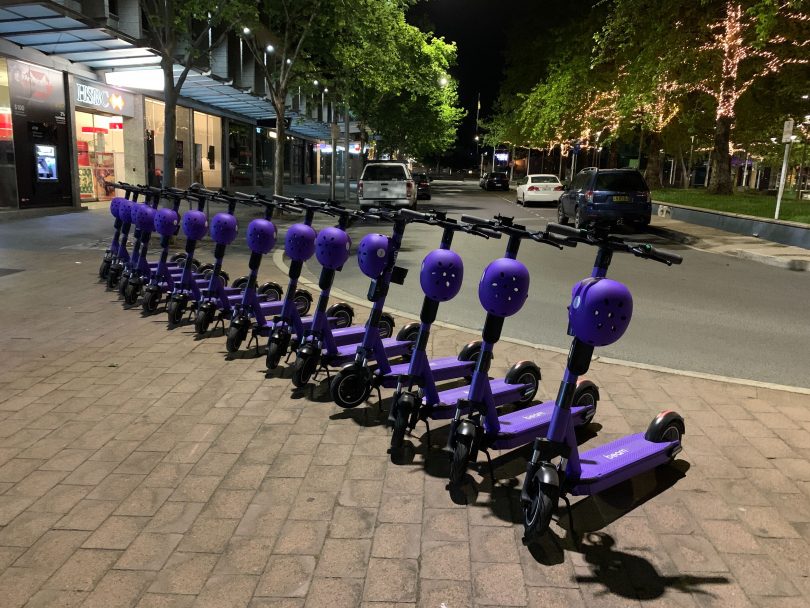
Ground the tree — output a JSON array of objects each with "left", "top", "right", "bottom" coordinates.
[{"left": 141, "top": 0, "right": 255, "bottom": 187}]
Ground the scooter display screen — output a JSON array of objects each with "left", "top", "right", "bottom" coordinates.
[{"left": 35, "top": 144, "right": 58, "bottom": 181}]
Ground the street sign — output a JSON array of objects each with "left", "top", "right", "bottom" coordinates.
[{"left": 782, "top": 118, "right": 794, "bottom": 143}]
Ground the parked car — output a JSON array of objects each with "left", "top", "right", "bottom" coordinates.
[
  {"left": 557, "top": 167, "right": 652, "bottom": 230},
  {"left": 479, "top": 171, "right": 509, "bottom": 191},
  {"left": 357, "top": 162, "right": 417, "bottom": 210},
  {"left": 515, "top": 173, "right": 564, "bottom": 206},
  {"left": 413, "top": 172, "right": 432, "bottom": 200}
]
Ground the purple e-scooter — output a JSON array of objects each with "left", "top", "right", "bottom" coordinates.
[
  {"left": 227, "top": 197, "right": 349, "bottom": 356},
  {"left": 445, "top": 216, "right": 599, "bottom": 487},
  {"left": 519, "top": 222, "right": 684, "bottom": 544},
  {"left": 104, "top": 184, "right": 147, "bottom": 289},
  {"left": 99, "top": 182, "right": 142, "bottom": 283}
]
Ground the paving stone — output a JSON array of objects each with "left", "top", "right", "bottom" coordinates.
[
  {"left": 363, "top": 558, "right": 418, "bottom": 603},
  {"left": 272, "top": 520, "right": 328, "bottom": 555},
  {"left": 12, "top": 529, "right": 90, "bottom": 575},
  {"left": 377, "top": 492, "right": 422, "bottom": 524},
  {"left": 306, "top": 577, "right": 364, "bottom": 608},
  {"left": 115, "top": 486, "right": 173, "bottom": 517},
  {"left": 136, "top": 593, "right": 195, "bottom": 607},
  {"left": 81, "top": 569, "right": 157, "bottom": 608},
  {"left": 329, "top": 506, "right": 377, "bottom": 539},
  {"left": 660, "top": 534, "right": 729, "bottom": 573},
  {"left": 43, "top": 548, "right": 120, "bottom": 591},
  {"left": 193, "top": 573, "right": 258, "bottom": 608},
  {"left": 0, "top": 566, "right": 51, "bottom": 608},
  {"left": 27, "top": 483, "right": 90, "bottom": 514},
  {"left": 724, "top": 553, "right": 799, "bottom": 597},
  {"left": 314, "top": 538, "right": 371, "bottom": 578},
  {"left": 700, "top": 519, "right": 764, "bottom": 554},
  {"left": 288, "top": 490, "right": 337, "bottom": 521},
  {"left": 148, "top": 551, "right": 218, "bottom": 594},
  {"left": 115, "top": 532, "right": 183, "bottom": 570},
  {"left": 423, "top": 508, "right": 468, "bottom": 542},
  {"left": 471, "top": 562, "right": 528, "bottom": 606},
  {"left": 420, "top": 540, "right": 471, "bottom": 581},
  {"left": 177, "top": 517, "right": 239, "bottom": 553},
  {"left": 371, "top": 522, "right": 421, "bottom": 559},
  {"left": 215, "top": 535, "right": 275, "bottom": 575},
  {"left": 23, "top": 589, "right": 89, "bottom": 608},
  {"left": 417, "top": 579, "right": 472, "bottom": 608},
  {"left": 338, "top": 479, "right": 383, "bottom": 508},
  {"left": 255, "top": 555, "right": 316, "bottom": 597},
  {"left": 738, "top": 506, "right": 801, "bottom": 538},
  {"left": 0, "top": 510, "right": 61, "bottom": 547},
  {"left": 82, "top": 515, "right": 150, "bottom": 550}
]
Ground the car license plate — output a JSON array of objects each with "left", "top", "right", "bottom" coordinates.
[{"left": 613, "top": 195, "right": 629, "bottom": 202}]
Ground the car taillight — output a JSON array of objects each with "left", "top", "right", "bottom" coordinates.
[
  {"left": 554, "top": 185, "right": 563, "bottom": 191},
  {"left": 406, "top": 180, "right": 413, "bottom": 196},
  {"left": 585, "top": 190, "right": 593, "bottom": 204},
  {"left": 528, "top": 186, "right": 539, "bottom": 191},
  {"left": 358, "top": 180, "right": 363, "bottom": 197},
  {"left": 644, "top": 191, "right": 650, "bottom": 203},
  {"left": 420, "top": 180, "right": 428, "bottom": 185}
]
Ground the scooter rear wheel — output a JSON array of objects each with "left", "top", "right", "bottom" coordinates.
[
  {"left": 522, "top": 471, "right": 556, "bottom": 542},
  {"left": 266, "top": 340, "right": 284, "bottom": 370},
  {"left": 294, "top": 290, "right": 314, "bottom": 316},
  {"left": 504, "top": 361, "right": 541, "bottom": 407},
  {"left": 167, "top": 300, "right": 185, "bottom": 326},
  {"left": 327, "top": 302, "right": 353, "bottom": 328}
]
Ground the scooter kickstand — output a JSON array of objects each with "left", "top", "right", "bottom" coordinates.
[
  {"left": 483, "top": 449, "right": 495, "bottom": 483},
  {"left": 423, "top": 419, "right": 432, "bottom": 449},
  {"left": 561, "top": 494, "right": 578, "bottom": 547}
]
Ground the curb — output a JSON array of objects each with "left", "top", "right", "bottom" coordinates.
[
  {"left": 271, "top": 250, "right": 810, "bottom": 396},
  {"left": 647, "top": 223, "right": 809, "bottom": 272}
]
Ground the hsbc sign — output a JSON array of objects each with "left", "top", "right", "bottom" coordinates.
[{"left": 73, "top": 78, "right": 135, "bottom": 117}]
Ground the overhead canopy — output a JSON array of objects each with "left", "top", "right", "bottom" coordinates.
[{"left": 0, "top": 1, "right": 334, "bottom": 139}]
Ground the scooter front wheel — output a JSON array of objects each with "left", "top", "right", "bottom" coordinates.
[
  {"left": 195, "top": 307, "right": 214, "bottom": 335},
  {"left": 99, "top": 258, "right": 111, "bottom": 280},
  {"left": 266, "top": 340, "right": 283, "bottom": 370},
  {"left": 390, "top": 403, "right": 409, "bottom": 453},
  {"left": 142, "top": 289, "right": 161, "bottom": 314},
  {"left": 449, "top": 440, "right": 471, "bottom": 486},
  {"left": 123, "top": 281, "right": 140, "bottom": 305},
  {"left": 291, "top": 355, "right": 318, "bottom": 388},
  {"left": 167, "top": 300, "right": 185, "bottom": 326},
  {"left": 522, "top": 471, "right": 556, "bottom": 543},
  {"left": 330, "top": 366, "right": 371, "bottom": 409},
  {"left": 225, "top": 325, "right": 246, "bottom": 353}
]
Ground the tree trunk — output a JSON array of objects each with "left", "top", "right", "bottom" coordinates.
[
  {"left": 273, "top": 92, "right": 286, "bottom": 196},
  {"left": 162, "top": 62, "right": 178, "bottom": 188},
  {"left": 679, "top": 150, "right": 689, "bottom": 189},
  {"left": 645, "top": 131, "right": 664, "bottom": 190},
  {"left": 709, "top": 115, "right": 733, "bottom": 194}
]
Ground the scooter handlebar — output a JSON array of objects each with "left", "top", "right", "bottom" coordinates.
[
  {"left": 470, "top": 225, "right": 502, "bottom": 239},
  {"left": 460, "top": 214, "right": 493, "bottom": 226},
  {"left": 546, "top": 222, "right": 588, "bottom": 241},
  {"left": 629, "top": 243, "right": 683, "bottom": 266}
]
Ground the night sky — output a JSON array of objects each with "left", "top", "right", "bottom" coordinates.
[{"left": 409, "top": 0, "right": 522, "bottom": 148}]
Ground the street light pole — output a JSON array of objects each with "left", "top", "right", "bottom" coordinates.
[{"left": 687, "top": 135, "right": 695, "bottom": 188}]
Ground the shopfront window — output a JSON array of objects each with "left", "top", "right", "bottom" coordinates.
[
  {"left": 193, "top": 111, "right": 222, "bottom": 188},
  {"left": 145, "top": 98, "right": 192, "bottom": 188},
  {"left": 0, "top": 58, "right": 17, "bottom": 208},
  {"left": 256, "top": 128, "right": 275, "bottom": 187},
  {"left": 228, "top": 122, "right": 252, "bottom": 186},
  {"left": 75, "top": 111, "right": 124, "bottom": 201}
]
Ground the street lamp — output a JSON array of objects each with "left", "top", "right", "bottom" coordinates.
[
  {"left": 439, "top": 76, "right": 448, "bottom": 87},
  {"left": 242, "top": 27, "right": 251, "bottom": 35},
  {"left": 266, "top": 44, "right": 275, "bottom": 53}
]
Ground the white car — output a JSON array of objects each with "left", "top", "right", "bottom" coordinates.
[
  {"left": 515, "top": 174, "right": 564, "bottom": 206},
  {"left": 357, "top": 162, "right": 417, "bottom": 210}
]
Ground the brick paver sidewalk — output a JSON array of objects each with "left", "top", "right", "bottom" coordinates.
[{"left": 1, "top": 234, "right": 809, "bottom": 607}]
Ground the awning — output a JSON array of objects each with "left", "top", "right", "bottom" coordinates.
[{"left": 0, "top": 4, "right": 159, "bottom": 69}]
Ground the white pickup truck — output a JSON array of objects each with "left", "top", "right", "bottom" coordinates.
[{"left": 357, "top": 162, "right": 417, "bottom": 210}]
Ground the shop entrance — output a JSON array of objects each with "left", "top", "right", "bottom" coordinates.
[{"left": 75, "top": 111, "right": 124, "bottom": 202}]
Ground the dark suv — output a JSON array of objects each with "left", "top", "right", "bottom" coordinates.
[
  {"left": 558, "top": 168, "right": 651, "bottom": 230},
  {"left": 479, "top": 171, "right": 509, "bottom": 191}
]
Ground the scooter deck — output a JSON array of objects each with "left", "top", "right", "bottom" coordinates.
[
  {"left": 423, "top": 378, "right": 527, "bottom": 419},
  {"left": 331, "top": 337, "right": 411, "bottom": 366},
  {"left": 571, "top": 433, "right": 678, "bottom": 495},
  {"left": 383, "top": 357, "right": 475, "bottom": 388},
  {"left": 492, "top": 402, "right": 592, "bottom": 450}
]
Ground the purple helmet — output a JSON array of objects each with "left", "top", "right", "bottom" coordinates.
[
  {"left": 118, "top": 199, "right": 134, "bottom": 224},
  {"left": 110, "top": 196, "right": 127, "bottom": 219},
  {"left": 246, "top": 218, "right": 277, "bottom": 255},
  {"left": 569, "top": 277, "right": 633, "bottom": 347},
  {"left": 134, "top": 204, "right": 156, "bottom": 232},
  {"left": 285, "top": 223, "right": 317, "bottom": 262},
  {"left": 209, "top": 212, "right": 239, "bottom": 245},
  {"left": 358, "top": 233, "right": 390, "bottom": 278},
  {"left": 154, "top": 208, "right": 179, "bottom": 237},
  {"left": 420, "top": 249, "right": 464, "bottom": 302},
  {"left": 181, "top": 209, "right": 208, "bottom": 241},
  {"left": 315, "top": 226, "right": 352, "bottom": 270},
  {"left": 478, "top": 257, "right": 530, "bottom": 318}
]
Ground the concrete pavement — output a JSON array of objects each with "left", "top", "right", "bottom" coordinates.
[{"left": 1, "top": 231, "right": 810, "bottom": 607}]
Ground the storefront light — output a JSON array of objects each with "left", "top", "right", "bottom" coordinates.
[{"left": 105, "top": 69, "right": 164, "bottom": 92}]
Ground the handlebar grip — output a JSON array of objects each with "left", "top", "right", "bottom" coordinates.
[
  {"left": 474, "top": 226, "right": 502, "bottom": 239},
  {"left": 546, "top": 223, "right": 584, "bottom": 238},
  {"left": 651, "top": 247, "right": 683, "bottom": 265},
  {"left": 399, "top": 207, "right": 432, "bottom": 221},
  {"left": 460, "top": 214, "right": 492, "bottom": 226}
]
